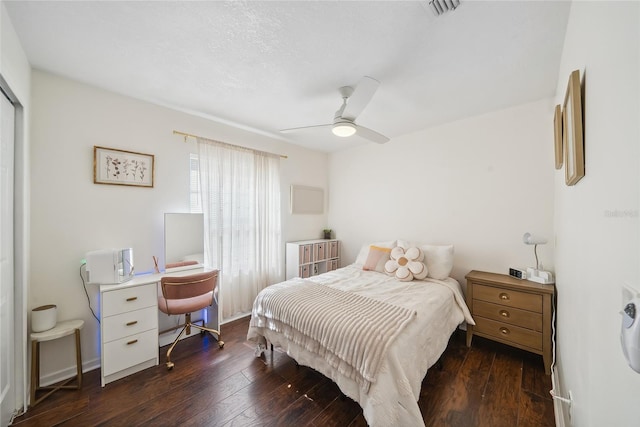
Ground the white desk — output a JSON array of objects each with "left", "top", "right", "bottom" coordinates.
[{"left": 98, "top": 268, "right": 219, "bottom": 386}]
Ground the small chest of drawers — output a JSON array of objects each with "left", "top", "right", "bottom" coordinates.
[
  {"left": 465, "top": 270, "right": 555, "bottom": 374},
  {"left": 100, "top": 281, "right": 159, "bottom": 386}
]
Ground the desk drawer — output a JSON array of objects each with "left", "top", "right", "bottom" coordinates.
[
  {"left": 474, "top": 316, "right": 542, "bottom": 351},
  {"left": 473, "top": 300, "right": 542, "bottom": 331},
  {"left": 473, "top": 284, "right": 542, "bottom": 312},
  {"left": 102, "top": 305, "right": 158, "bottom": 343},
  {"left": 102, "top": 283, "right": 157, "bottom": 317},
  {"left": 103, "top": 329, "right": 158, "bottom": 376}
]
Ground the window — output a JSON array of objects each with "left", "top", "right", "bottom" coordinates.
[
  {"left": 195, "top": 140, "right": 283, "bottom": 320},
  {"left": 189, "top": 154, "right": 202, "bottom": 214}
]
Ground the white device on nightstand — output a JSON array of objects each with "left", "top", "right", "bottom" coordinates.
[
  {"left": 526, "top": 267, "right": 555, "bottom": 284},
  {"left": 85, "top": 248, "right": 134, "bottom": 285}
]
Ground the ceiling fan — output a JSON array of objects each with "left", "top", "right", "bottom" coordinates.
[{"left": 281, "top": 76, "right": 390, "bottom": 144}]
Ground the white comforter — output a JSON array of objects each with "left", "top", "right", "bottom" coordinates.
[{"left": 247, "top": 265, "right": 474, "bottom": 427}]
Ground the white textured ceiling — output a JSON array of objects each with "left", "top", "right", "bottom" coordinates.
[{"left": 5, "top": 0, "right": 571, "bottom": 152}]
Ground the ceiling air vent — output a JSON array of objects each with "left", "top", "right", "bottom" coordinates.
[{"left": 427, "top": 0, "right": 461, "bottom": 16}]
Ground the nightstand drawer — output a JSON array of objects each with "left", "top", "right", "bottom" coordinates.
[
  {"left": 102, "top": 305, "right": 158, "bottom": 343},
  {"left": 474, "top": 316, "right": 542, "bottom": 350},
  {"left": 103, "top": 329, "right": 158, "bottom": 376},
  {"left": 102, "top": 283, "right": 157, "bottom": 317},
  {"left": 474, "top": 284, "right": 542, "bottom": 312},
  {"left": 473, "top": 300, "right": 542, "bottom": 331}
]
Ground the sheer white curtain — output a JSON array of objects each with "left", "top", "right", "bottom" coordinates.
[{"left": 197, "top": 138, "right": 282, "bottom": 321}]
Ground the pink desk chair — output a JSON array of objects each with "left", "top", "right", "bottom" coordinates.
[{"left": 158, "top": 270, "right": 224, "bottom": 370}]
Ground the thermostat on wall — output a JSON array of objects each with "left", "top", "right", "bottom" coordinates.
[{"left": 621, "top": 298, "right": 640, "bottom": 373}]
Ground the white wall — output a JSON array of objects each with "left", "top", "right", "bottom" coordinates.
[
  {"left": 328, "top": 98, "right": 555, "bottom": 285},
  {"left": 29, "top": 70, "right": 329, "bottom": 381},
  {"left": 553, "top": 2, "right": 640, "bottom": 426},
  {"left": 1, "top": 0, "right": 31, "bottom": 415}
]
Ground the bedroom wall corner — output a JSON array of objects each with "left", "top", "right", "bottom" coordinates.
[{"left": 327, "top": 97, "right": 555, "bottom": 288}]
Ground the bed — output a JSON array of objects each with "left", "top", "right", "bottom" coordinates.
[{"left": 247, "top": 241, "right": 474, "bottom": 427}]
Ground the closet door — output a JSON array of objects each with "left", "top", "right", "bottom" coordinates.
[{"left": 0, "top": 90, "right": 15, "bottom": 425}]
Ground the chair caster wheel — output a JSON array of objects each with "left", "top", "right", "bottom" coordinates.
[
  {"left": 218, "top": 341, "right": 225, "bottom": 348},
  {"left": 166, "top": 362, "right": 174, "bottom": 370}
]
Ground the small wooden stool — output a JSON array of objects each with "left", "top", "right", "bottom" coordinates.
[{"left": 30, "top": 319, "right": 84, "bottom": 407}]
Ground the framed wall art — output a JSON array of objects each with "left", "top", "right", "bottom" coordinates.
[
  {"left": 563, "top": 69, "right": 584, "bottom": 186},
  {"left": 94, "top": 146, "right": 155, "bottom": 188},
  {"left": 554, "top": 104, "right": 563, "bottom": 170}
]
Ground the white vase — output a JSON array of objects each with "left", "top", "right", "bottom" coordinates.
[{"left": 32, "top": 304, "right": 57, "bottom": 332}]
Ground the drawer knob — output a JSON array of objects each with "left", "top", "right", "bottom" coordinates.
[
  {"left": 126, "top": 321, "right": 138, "bottom": 326},
  {"left": 499, "top": 310, "right": 510, "bottom": 318},
  {"left": 499, "top": 293, "right": 510, "bottom": 301},
  {"left": 500, "top": 327, "right": 510, "bottom": 335},
  {"left": 126, "top": 339, "right": 138, "bottom": 345},
  {"left": 126, "top": 296, "right": 138, "bottom": 302}
]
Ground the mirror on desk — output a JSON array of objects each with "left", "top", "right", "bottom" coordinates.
[
  {"left": 164, "top": 213, "right": 204, "bottom": 272},
  {"left": 161, "top": 212, "right": 219, "bottom": 347}
]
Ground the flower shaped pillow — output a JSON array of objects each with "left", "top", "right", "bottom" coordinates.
[{"left": 384, "top": 247, "right": 428, "bottom": 281}]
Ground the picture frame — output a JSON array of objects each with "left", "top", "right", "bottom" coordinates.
[
  {"left": 563, "top": 70, "right": 584, "bottom": 186},
  {"left": 554, "top": 104, "right": 563, "bottom": 170},
  {"left": 94, "top": 146, "right": 155, "bottom": 188}
]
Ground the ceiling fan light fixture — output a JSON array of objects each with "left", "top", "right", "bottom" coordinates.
[{"left": 332, "top": 122, "right": 357, "bottom": 137}]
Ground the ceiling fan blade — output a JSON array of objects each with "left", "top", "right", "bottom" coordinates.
[
  {"left": 356, "top": 124, "right": 389, "bottom": 144},
  {"left": 341, "top": 76, "right": 380, "bottom": 121},
  {"left": 280, "top": 124, "right": 332, "bottom": 133}
]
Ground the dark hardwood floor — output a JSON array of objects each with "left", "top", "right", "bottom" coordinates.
[{"left": 12, "top": 316, "right": 554, "bottom": 427}]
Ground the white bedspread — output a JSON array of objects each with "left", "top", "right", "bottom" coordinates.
[
  {"left": 247, "top": 265, "right": 474, "bottom": 427},
  {"left": 250, "top": 279, "right": 417, "bottom": 393}
]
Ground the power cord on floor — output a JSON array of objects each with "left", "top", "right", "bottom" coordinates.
[{"left": 80, "top": 263, "right": 100, "bottom": 323}]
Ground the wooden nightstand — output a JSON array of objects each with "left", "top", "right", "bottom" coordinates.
[{"left": 465, "top": 270, "right": 555, "bottom": 374}]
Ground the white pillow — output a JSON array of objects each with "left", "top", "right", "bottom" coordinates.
[
  {"left": 397, "top": 240, "right": 454, "bottom": 280},
  {"left": 354, "top": 240, "right": 397, "bottom": 266}
]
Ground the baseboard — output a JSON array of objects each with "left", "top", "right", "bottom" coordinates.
[
  {"left": 552, "top": 366, "right": 567, "bottom": 427},
  {"left": 221, "top": 311, "right": 251, "bottom": 325},
  {"left": 38, "top": 357, "right": 100, "bottom": 387},
  {"left": 38, "top": 328, "right": 212, "bottom": 387},
  {"left": 38, "top": 313, "right": 228, "bottom": 390},
  {"left": 158, "top": 326, "right": 203, "bottom": 347}
]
